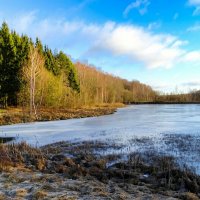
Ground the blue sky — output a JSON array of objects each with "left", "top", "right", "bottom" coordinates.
[{"left": 1, "top": 0, "right": 200, "bottom": 92}]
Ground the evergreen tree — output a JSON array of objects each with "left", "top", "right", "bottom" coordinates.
[
  {"left": 35, "top": 37, "right": 43, "bottom": 55},
  {"left": 55, "top": 51, "right": 80, "bottom": 92},
  {"left": 0, "top": 22, "right": 80, "bottom": 107},
  {"left": 44, "top": 46, "right": 59, "bottom": 75},
  {"left": 12, "top": 32, "right": 30, "bottom": 80},
  {"left": 0, "top": 22, "right": 18, "bottom": 105}
]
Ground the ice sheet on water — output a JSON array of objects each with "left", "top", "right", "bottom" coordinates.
[{"left": 1, "top": 105, "right": 200, "bottom": 173}]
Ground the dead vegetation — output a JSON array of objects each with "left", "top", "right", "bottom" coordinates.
[
  {"left": 0, "top": 105, "right": 118, "bottom": 125},
  {"left": 0, "top": 140, "right": 200, "bottom": 199},
  {"left": 0, "top": 142, "right": 46, "bottom": 171}
]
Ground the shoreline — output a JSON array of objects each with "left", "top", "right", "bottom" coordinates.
[
  {"left": 0, "top": 140, "right": 199, "bottom": 199},
  {"left": 130, "top": 102, "right": 200, "bottom": 104},
  {"left": 0, "top": 104, "right": 124, "bottom": 126},
  {"left": 1, "top": 103, "right": 200, "bottom": 126}
]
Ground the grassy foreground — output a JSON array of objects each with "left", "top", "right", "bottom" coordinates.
[
  {"left": 0, "top": 103, "right": 124, "bottom": 126},
  {"left": 0, "top": 141, "right": 199, "bottom": 199}
]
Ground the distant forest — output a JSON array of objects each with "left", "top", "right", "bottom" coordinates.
[
  {"left": 0, "top": 23, "right": 156, "bottom": 109},
  {"left": 0, "top": 22, "right": 199, "bottom": 114}
]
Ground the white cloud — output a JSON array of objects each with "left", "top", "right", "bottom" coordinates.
[
  {"left": 182, "top": 51, "right": 200, "bottom": 62},
  {"left": 123, "top": 0, "right": 150, "bottom": 17},
  {"left": 188, "top": 0, "right": 200, "bottom": 5},
  {"left": 83, "top": 23, "right": 199, "bottom": 69},
  {"left": 187, "top": 23, "right": 200, "bottom": 31},
  {"left": 152, "top": 82, "right": 174, "bottom": 93},
  {"left": 147, "top": 22, "right": 161, "bottom": 30},
  {"left": 193, "top": 7, "right": 200, "bottom": 15},
  {"left": 100, "top": 26, "right": 184, "bottom": 69},
  {"left": 181, "top": 80, "right": 200, "bottom": 87},
  {"left": 66, "top": 0, "right": 96, "bottom": 15},
  {"left": 180, "top": 80, "right": 200, "bottom": 92},
  {"left": 188, "top": 0, "right": 200, "bottom": 15},
  {"left": 11, "top": 11, "right": 37, "bottom": 32},
  {"left": 173, "top": 13, "right": 179, "bottom": 20},
  {"left": 153, "top": 80, "right": 200, "bottom": 93},
  {"left": 2, "top": 11, "right": 200, "bottom": 69}
]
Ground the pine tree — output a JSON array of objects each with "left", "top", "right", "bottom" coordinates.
[
  {"left": 0, "top": 22, "right": 18, "bottom": 105},
  {"left": 35, "top": 37, "right": 43, "bottom": 55},
  {"left": 44, "top": 46, "right": 59, "bottom": 75},
  {"left": 55, "top": 51, "right": 80, "bottom": 92}
]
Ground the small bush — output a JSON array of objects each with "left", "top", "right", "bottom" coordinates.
[
  {"left": 32, "top": 190, "right": 47, "bottom": 200},
  {"left": 182, "top": 192, "right": 199, "bottom": 200},
  {"left": 0, "top": 142, "right": 46, "bottom": 171}
]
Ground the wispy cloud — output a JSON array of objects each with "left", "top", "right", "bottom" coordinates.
[
  {"left": 173, "top": 13, "right": 179, "bottom": 20},
  {"left": 79, "top": 0, "right": 95, "bottom": 7},
  {"left": 147, "top": 21, "right": 161, "bottom": 30},
  {"left": 153, "top": 80, "right": 200, "bottom": 93},
  {"left": 193, "top": 7, "right": 200, "bottom": 15},
  {"left": 187, "top": 23, "right": 200, "bottom": 31},
  {"left": 2, "top": 11, "right": 200, "bottom": 70},
  {"left": 152, "top": 83, "right": 173, "bottom": 91},
  {"left": 188, "top": 0, "right": 200, "bottom": 6},
  {"left": 188, "top": 0, "right": 200, "bottom": 15},
  {"left": 180, "top": 80, "right": 200, "bottom": 92},
  {"left": 181, "top": 80, "right": 200, "bottom": 87},
  {"left": 9, "top": 11, "right": 37, "bottom": 33},
  {"left": 67, "top": 0, "right": 96, "bottom": 14},
  {"left": 123, "top": 0, "right": 150, "bottom": 17},
  {"left": 183, "top": 51, "right": 200, "bottom": 62}
]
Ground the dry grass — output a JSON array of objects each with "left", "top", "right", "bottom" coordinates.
[
  {"left": 0, "top": 105, "right": 119, "bottom": 125},
  {"left": 0, "top": 142, "right": 46, "bottom": 171},
  {"left": 81, "top": 103, "right": 125, "bottom": 109},
  {"left": 0, "top": 193, "right": 6, "bottom": 200},
  {"left": 0, "top": 141, "right": 200, "bottom": 199},
  {"left": 182, "top": 192, "right": 200, "bottom": 200},
  {"left": 15, "top": 188, "right": 28, "bottom": 197},
  {"left": 32, "top": 189, "right": 48, "bottom": 200}
]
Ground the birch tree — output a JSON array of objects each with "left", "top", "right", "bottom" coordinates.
[{"left": 23, "top": 46, "right": 44, "bottom": 118}]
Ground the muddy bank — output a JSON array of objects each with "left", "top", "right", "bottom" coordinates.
[
  {"left": 0, "top": 141, "right": 199, "bottom": 199},
  {"left": 0, "top": 137, "right": 15, "bottom": 143},
  {"left": 0, "top": 104, "right": 123, "bottom": 126}
]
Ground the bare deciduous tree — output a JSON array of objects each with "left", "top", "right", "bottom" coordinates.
[{"left": 23, "top": 46, "right": 44, "bottom": 118}]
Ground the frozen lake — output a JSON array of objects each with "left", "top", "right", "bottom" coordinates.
[
  {"left": 0, "top": 104, "right": 200, "bottom": 146},
  {"left": 1, "top": 104, "right": 200, "bottom": 172}
]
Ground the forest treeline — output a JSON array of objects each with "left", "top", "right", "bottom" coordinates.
[
  {"left": 155, "top": 90, "right": 200, "bottom": 103},
  {"left": 0, "top": 22, "right": 200, "bottom": 116},
  {"left": 0, "top": 22, "right": 157, "bottom": 113}
]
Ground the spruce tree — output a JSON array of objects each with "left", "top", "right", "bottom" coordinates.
[
  {"left": 55, "top": 51, "right": 80, "bottom": 92},
  {"left": 44, "top": 46, "right": 59, "bottom": 75},
  {"left": 0, "top": 22, "right": 18, "bottom": 105}
]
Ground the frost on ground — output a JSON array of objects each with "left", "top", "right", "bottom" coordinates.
[
  {"left": 0, "top": 170, "right": 180, "bottom": 200},
  {"left": 0, "top": 140, "right": 200, "bottom": 200}
]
